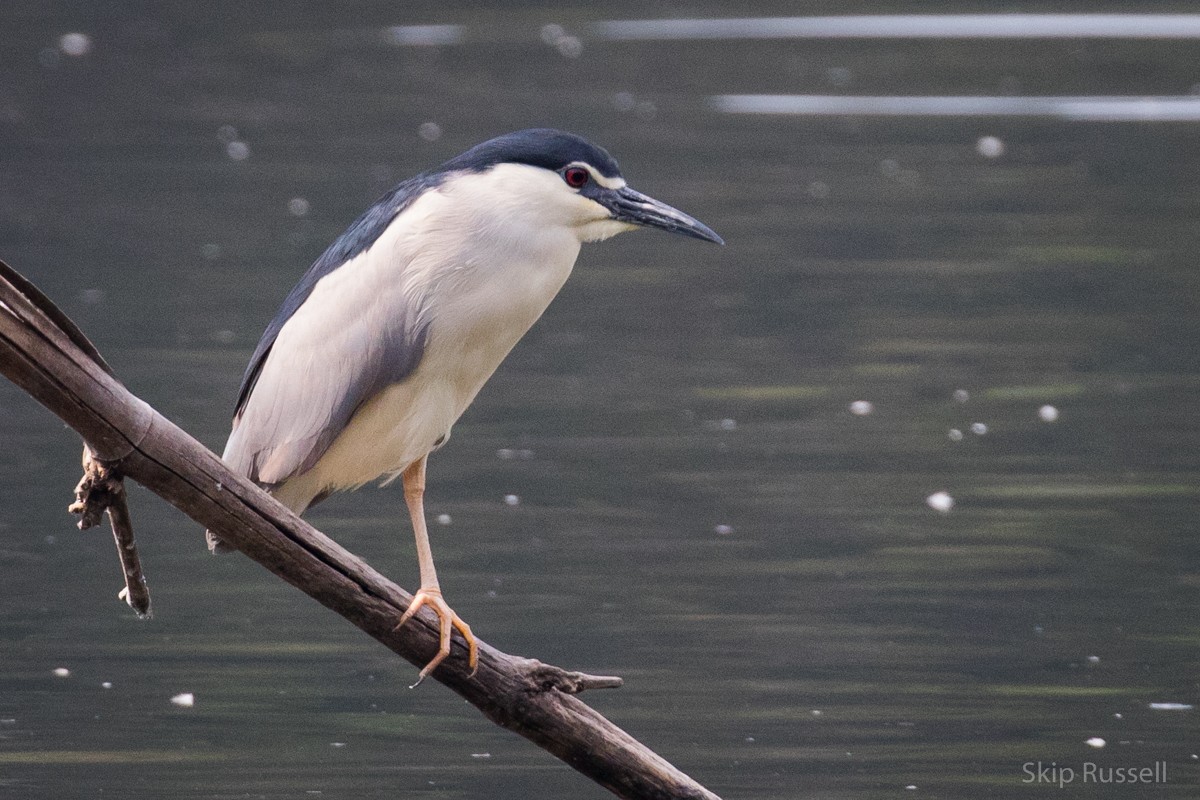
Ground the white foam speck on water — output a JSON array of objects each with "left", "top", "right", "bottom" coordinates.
[
  {"left": 849, "top": 400, "right": 874, "bottom": 416},
  {"left": 976, "top": 135, "right": 1005, "bottom": 158},
  {"left": 59, "top": 33, "right": 92, "bottom": 56},
  {"left": 926, "top": 491, "right": 955, "bottom": 513},
  {"left": 382, "top": 25, "right": 463, "bottom": 46},
  {"left": 417, "top": 122, "right": 442, "bottom": 142}
]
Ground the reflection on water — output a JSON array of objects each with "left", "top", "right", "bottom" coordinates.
[
  {"left": 712, "top": 94, "right": 1200, "bottom": 120},
  {"left": 594, "top": 14, "right": 1200, "bottom": 40},
  {"left": 2, "top": 6, "right": 1200, "bottom": 800}
]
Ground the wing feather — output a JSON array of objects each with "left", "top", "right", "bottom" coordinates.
[
  {"left": 224, "top": 172, "right": 447, "bottom": 486},
  {"left": 223, "top": 248, "right": 428, "bottom": 486}
]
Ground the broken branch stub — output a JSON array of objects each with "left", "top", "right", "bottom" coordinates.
[{"left": 69, "top": 446, "right": 152, "bottom": 617}]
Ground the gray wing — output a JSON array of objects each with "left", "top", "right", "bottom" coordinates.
[
  {"left": 223, "top": 270, "right": 428, "bottom": 487},
  {"left": 232, "top": 170, "right": 446, "bottom": 419},
  {"left": 225, "top": 173, "right": 444, "bottom": 486}
]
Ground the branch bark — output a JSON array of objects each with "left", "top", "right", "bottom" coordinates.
[
  {"left": 0, "top": 259, "right": 720, "bottom": 800},
  {"left": 69, "top": 447, "right": 152, "bottom": 617}
]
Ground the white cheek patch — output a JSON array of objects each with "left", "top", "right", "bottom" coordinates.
[{"left": 592, "top": 172, "right": 626, "bottom": 190}]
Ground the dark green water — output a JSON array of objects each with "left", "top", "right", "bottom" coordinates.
[{"left": 2, "top": 5, "right": 1199, "bottom": 798}]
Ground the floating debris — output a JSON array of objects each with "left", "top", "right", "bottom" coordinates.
[
  {"left": 541, "top": 23, "right": 583, "bottom": 57},
  {"left": 382, "top": 25, "right": 462, "bottom": 46},
  {"left": 59, "top": 33, "right": 92, "bottom": 57},
  {"left": 613, "top": 91, "right": 637, "bottom": 112},
  {"left": 848, "top": 400, "right": 874, "bottom": 416},
  {"left": 926, "top": 491, "right": 954, "bottom": 513},
  {"left": 556, "top": 35, "right": 583, "bottom": 58},
  {"left": 417, "top": 122, "right": 442, "bottom": 142},
  {"left": 976, "top": 135, "right": 1005, "bottom": 158}
]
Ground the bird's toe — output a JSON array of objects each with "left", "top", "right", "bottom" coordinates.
[{"left": 395, "top": 588, "right": 478, "bottom": 685}]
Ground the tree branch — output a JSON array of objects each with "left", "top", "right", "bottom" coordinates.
[
  {"left": 0, "top": 259, "right": 720, "bottom": 800},
  {"left": 69, "top": 446, "right": 152, "bottom": 617}
]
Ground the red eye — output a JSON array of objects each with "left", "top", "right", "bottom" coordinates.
[{"left": 563, "top": 167, "right": 589, "bottom": 188}]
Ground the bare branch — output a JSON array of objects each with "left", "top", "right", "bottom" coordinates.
[
  {"left": 68, "top": 446, "right": 153, "bottom": 617},
  {"left": 0, "top": 259, "right": 721, "bottom": 800}
]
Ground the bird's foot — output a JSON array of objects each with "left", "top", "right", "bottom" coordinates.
[{"left": 395, "top": 587, "right": 478, "bottom": 686}]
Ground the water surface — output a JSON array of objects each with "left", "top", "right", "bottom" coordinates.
[{"left": 1, "top": 6, "right": 1198, "bottom": 799}]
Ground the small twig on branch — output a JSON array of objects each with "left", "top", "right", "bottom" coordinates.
[
  {"left": 69, "top": 446, "right": 152, "bottom": 617},
  {"left": 0, "top": 258, "right": 722, "bottom": 800},
  {"left": 519, "top": 659, "right": 626, "bottom": 693}
]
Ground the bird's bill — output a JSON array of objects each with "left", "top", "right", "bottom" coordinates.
[{"left": 605, "top": 186, "right": 724, "bottom": 245}]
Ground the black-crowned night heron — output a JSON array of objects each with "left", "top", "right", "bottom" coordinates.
[{"left": 210, "top": 128, "right": 722, "bottom": 682}]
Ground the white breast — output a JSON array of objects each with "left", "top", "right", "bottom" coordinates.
[{"left": 282, "top": 164, "right": 583, "bottom": 500}]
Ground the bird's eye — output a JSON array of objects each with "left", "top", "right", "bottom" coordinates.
[{"left": 562, "top": 167, "right": 590, "bottom": 189}]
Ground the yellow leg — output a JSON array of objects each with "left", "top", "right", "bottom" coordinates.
[{"left": 394, "top": 454, "right": 478, "bottom": 685}]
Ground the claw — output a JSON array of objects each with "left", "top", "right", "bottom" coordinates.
[{"left": 395, "top": 588, "right": 479, "bottom": 686}]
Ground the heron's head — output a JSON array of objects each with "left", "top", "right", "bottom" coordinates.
[{"left": 437, "top": 128, "right": 724, "bottom": 246}]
